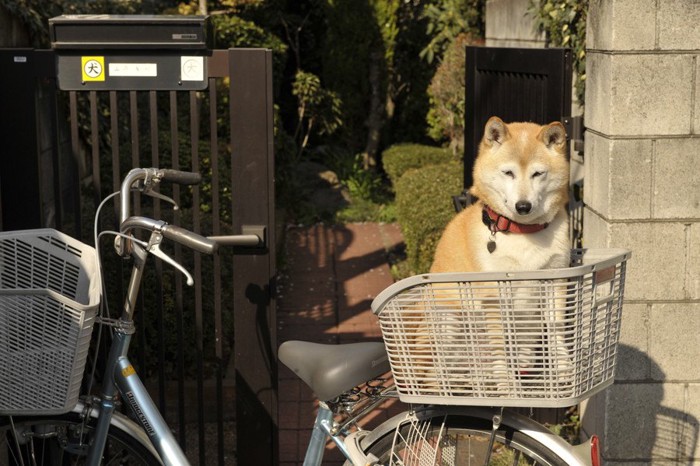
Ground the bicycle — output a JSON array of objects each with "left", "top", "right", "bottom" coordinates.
[
  {"left": 279, "top": 248, "right": 631, "bottom": 465},
  {"left": 0, "top": 167, "right": 261, "bottom": 465}
]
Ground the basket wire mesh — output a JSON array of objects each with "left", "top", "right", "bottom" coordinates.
[
  {"left": 372, "top": 249, "right": 630, "bottom": 408},
  {"left": 0, "top": 229, "right": 100, "bottom": 415}
]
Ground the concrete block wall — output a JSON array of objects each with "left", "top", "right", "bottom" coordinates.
[{"left": 581, "top": 0, "right": 700, "bottom": 463}]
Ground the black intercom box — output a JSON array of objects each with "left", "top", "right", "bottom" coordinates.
[
  {"left": 49, "top": 15, "right": 212, "bottom": 51},
  {"left": 50, "top": 15, "right": 212, "bottom": 90}
]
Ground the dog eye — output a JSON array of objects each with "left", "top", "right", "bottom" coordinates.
[
  {"left": 531, "top": 171, "right": 546, "bottom": 178},
  {"left": 502, "top": 170, "right": 515, "bottom": 178}
]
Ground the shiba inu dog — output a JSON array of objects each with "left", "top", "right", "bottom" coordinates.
[
  {"left": 408, "top": 117, "right": 572, "bottom": 395},
  {"left": 431, "top": 116, "right": 570, "bottom": 274}
]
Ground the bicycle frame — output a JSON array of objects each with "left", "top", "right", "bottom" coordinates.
[{"left": 85, "top": 241, "right": 187, "bottom": 465}]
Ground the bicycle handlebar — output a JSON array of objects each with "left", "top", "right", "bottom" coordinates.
[
  {"left": 117, "top": 168, "right": 265, "bottom": 261},
  {"left": 158, "top": 169, "right": 202, "bottom": 185},
  {"left": 119, "top": 168, "right": 202, "bottom": 227},
  {"left": 118, "top": 168, "right": 204, "bottom": 257},
  {"left": 162, "top": 224, "right": 218, "bottom": 254},
  {"left": 121, "top": 216, "right": 218, "bottom": 255}
]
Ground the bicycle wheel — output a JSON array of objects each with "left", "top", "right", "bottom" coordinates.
[
  {"left": 363, "top": 414, "right": 569, "bottom": 466},
  {"left": 0, "top": 411, "right": 159, "bottom": 465}
]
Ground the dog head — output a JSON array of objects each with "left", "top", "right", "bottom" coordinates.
[{"left": 471, "top": 116, "right": 569, "bottom": 225}]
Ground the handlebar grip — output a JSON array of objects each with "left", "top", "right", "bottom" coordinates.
[
  {"left": 161, "top": 224, "right": 218, "bottom": 255},
  {"left": 158, "top": 169, "right": 202, "bottom": 185}
]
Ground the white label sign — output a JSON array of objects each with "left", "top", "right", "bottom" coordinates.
[{"left": 109, "top": 63, "right": 158, "bottom": 77}]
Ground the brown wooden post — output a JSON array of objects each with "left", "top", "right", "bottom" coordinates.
[{"left": 228, "top": 48, "right": 277, "bottom": 465}]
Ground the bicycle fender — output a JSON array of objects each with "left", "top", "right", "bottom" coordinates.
[
  {"left": 344, "top": 430, "right": 379, "bottom": 466},
  {"left": 351, "top": 406, "right": 591, "bottom": 466},
  {"left": 72, "top": 400, "right": 163, "bottom": 465}
]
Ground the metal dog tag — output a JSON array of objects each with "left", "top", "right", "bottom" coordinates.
[{"left": 487, "top": 240, "right": 496, "bottom": 253}]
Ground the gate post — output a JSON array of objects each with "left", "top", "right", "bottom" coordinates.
[{"left": 228, "top": 48, "right": 277, "bottom": 465}]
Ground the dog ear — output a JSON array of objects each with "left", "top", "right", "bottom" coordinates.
[
  {"left": 539, "top": 122, "right": 567, "bottom": 149},
  {"left": 483, "top": 117, "right": 509, "bottom": 147}
]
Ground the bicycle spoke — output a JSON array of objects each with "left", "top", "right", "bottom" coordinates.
[{"left": 1, "top": 415, "right": 159, "bottom": 466}]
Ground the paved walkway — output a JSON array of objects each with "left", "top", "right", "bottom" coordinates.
[{"left": 277, "top": 223, "right": 404, "bottom": 465}]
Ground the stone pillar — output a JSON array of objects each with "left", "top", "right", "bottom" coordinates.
[{"left": 581, "top": 0, "right": 700, "bottom": 463}]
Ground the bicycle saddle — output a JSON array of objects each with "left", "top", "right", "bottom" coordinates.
[{"left": 279, "top": 340, "right": 390, "bottom": 401}]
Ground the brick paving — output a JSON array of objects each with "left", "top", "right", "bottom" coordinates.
[{"left": 277, "top": 223, "right": 405, "bottom": 465}]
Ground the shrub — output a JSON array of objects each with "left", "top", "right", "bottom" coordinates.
[
  {"left": 427, "top": 33, "right": 481, "bottom": 153},
  {"left": 211, "top": 14, "right": 288, "bottom": 86},
  {"left": 382, "top": 143, "right": 455, "bottom": 184},
  {"left": 528, "top": 0, "right": 588, "bottom": 106},
  {"left": 395, "top": 160, "right": 463, "bottom": 274}
]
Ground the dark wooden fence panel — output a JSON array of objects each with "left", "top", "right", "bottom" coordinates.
[
  {"left": 0, "top": 47, "right": 276, "bottom": 465},
  {"left": 229, "top": 48, "right": 277, "bottom": 466}
]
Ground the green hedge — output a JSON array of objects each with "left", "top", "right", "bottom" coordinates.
[
  {"left": 382, "top": 143, "right": 455, "bottom": 184},
  {"left": 395, "top": 160, "right": 463, "bottom": 274}
]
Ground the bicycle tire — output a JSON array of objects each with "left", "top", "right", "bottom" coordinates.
[
  {"left": 0, "top": 411, "right": 160, "bottom": 465},
  {"left": 360, "top": 414, "right": 569, "bottom": 466}
]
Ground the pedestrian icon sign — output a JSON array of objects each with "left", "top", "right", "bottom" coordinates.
[{"left": 81, "top": 56, "right": 105, "bottom": 82}]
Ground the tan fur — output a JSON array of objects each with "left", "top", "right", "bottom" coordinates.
[
  {"left": 432, "top": 117, "right": 570, "bottom": 274},
  {"left": 408, "top": 117, "right": 573, "bottom": 393}
]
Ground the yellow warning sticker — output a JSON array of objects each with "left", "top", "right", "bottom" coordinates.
[
  {"left": 81, "top": 56, "right": 105, "bottom": 82},
  {"left": 121, "top": 364, "right": 136, "bottom": 378}
]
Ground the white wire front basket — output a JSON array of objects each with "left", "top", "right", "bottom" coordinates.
[
  {"left": 372, "top": 249, "right": 630, "bottom": 408},
  {"left": 0, "top": 229, "right": 100, "bottom": 415}
]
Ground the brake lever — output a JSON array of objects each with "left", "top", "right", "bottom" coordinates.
[
  {"left": 142, "top": 189, "right": 179, "bottom": 211},
  {"left": 133, "top": 178, "right": 180, "bottom": 212},
  {"left": 147, "top": 232, "right": 194, "bottom": 286}
]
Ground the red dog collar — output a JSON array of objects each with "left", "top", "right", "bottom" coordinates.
[{"left": 482, "top": 205, "right": 548, "bottom": 234}]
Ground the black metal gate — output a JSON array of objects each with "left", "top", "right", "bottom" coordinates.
[
  {"left": 464, "top": 46, "right": 573, "bottom": 189},
  {"left": 0, "top": 47, "right": 276, "bottom": 465}
]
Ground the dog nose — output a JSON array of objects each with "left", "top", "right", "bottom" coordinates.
[{"left": 515, "top": 201, "right": 532, "bottom": 215}]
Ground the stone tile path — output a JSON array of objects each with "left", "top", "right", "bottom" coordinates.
[{"left": 277, "top": 223, "right": 404, "bottom": 465}]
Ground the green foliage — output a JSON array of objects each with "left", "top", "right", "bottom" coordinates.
[
  {"left": 395, "top": 160, "right": 462, "bottom": 274},
  {"left": 420, "top": 0, "right": 485, "bottom": 64},
  {"left": 426, "top": 33, "right": 475, "bottom": 152},
  {"left": 547, "top": 406, "right": 581, "bottom": 445},
  {"left": 340, "top": 154, "right": 383, "bottom": 201},
  {"left": 210, "top": 14, "right": 288, "bottom": 82},
  {"left": 382, "top": 143, "right": 454, "bottom": 184},
  {"left": 321, "top": 0, "right": 380, "bottom": 151},
  {"left": 292, "top": 71, "right": 343, "bottom": 156},
  {"left": 0, "top": 0, "right": 51, "bottom": 46},
  {"left": 528, "top": 0, "right": 588, "bottom": 106},
  {"left": 336, "top": 196, "right": 397, "bottom": 224},
  {"left": 317, "top": 145, "right": 394, "bottom": 223},
  {"left": 380, "top": 4, "right": 431, "bottom": 145},
  {"left": 0, "top": 0, "right": 143, "bottom": 47},
  {"left": 382, "top": 142, "right": 462, "bottom": 273},
  {"left": 373, "top": 0, "right": 401, "bottom": 66}
]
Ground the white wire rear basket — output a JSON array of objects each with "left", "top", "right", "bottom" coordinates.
[
  {"left": 372, "top": 248, "right": 630, "bottom": 408},
  {"left": 0, "top": 229, "right": 100, "bottom": 415}
]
